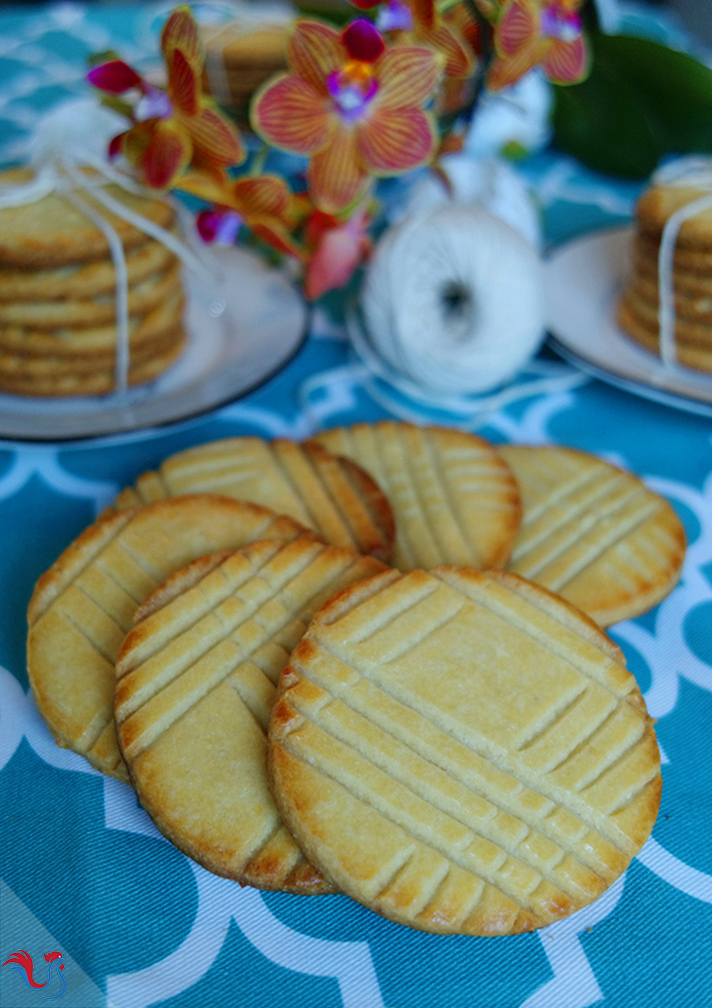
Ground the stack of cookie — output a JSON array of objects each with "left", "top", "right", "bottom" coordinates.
[
  {"left": 618, "top": 180, "right": 712, "bottom": 375},
  {"left": 0, "top": 168, "right": 187, "bottom": 397}
]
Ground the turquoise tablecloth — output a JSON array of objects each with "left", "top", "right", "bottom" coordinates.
[{"left": 1, "top": 5, "right": 711, "bottom": 1007}]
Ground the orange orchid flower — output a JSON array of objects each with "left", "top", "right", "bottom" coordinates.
[
  {"left": 353, "top": 1, "right": 475, "bottom": 80},
  {"left": 488, "top": 0, "right": 589, "bottom": 90},
  {"left": 177, "top": 171, "right": 304, "bottom": 258},
  {"left": 251, "top": 19, "right": 441, "bottom": 214},
  {"left": 92, "top": 7, "right": 245, "bottom": 189}
]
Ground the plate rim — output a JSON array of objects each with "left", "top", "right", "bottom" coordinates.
[
  {"left": 544, "top": 224, "right": 712, "bottom": 418},
  {"left": 0, "top": 254, "right": 310, "bottom": 446}
]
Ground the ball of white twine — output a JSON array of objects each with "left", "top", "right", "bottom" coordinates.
[{"left": 359, "top": 204, "right": 546, "bottom": 396}]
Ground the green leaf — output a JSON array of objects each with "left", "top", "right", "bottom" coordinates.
[
  {"left": 552, "top": 57, "right": 660, "bottom": 178},
  {"left": 552, "top": 32, "right": 712, "bottom": 178}
]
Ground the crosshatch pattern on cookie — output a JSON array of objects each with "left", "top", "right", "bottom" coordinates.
[
  {"left": 109, "top": 437, "right": 395, "bottom": 562},
  {"left": 115, "top": 539, "right": 385, "bottom": 891},
  {"left": 27, "top": 496, "right": 315, "bottom": 781},
  {"left": 269, "top": 567, "right": 661, "bottom": 935},
  {"left": 311, "top": 422, "right": 521, "bottom": 572},
  {"left": 499, "top": 446, "right": 685, "bottom": 626}
]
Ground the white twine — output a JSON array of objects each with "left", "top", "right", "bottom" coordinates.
[
  {"left": 653, "top": 157, "right": 712, "bottom": 371},
  {"left": 0, "top": 101, "right": 222, "bottom": 397},
  {"left": 359, "top": 203, "right": 546, "bottom": 398}
]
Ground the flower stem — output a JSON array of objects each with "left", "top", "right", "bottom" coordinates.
[{"left": 250, "top": 142, "right": 270, "bottom": 177}]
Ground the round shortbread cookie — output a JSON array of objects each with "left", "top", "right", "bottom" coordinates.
[
  {"left": 633, "top": 243, "right": 712, "bottom": 288},
  {"left": 634, "top": 232, "right": 712, "bottom": 275},
  {"left": 498, "top": 445, "right": 685, "bottom": 626},
  {"left": 0, "top": 329, "right": 186, "bottom": 397},
  {"left": 27, "top": 496, "right": 316, "bottom": 780},
  {"left": 0, "top": 168, "right": 176, "bottom": 267},
  {"left": 0, "top": 286, "right": 185, "bottom": 358},
  {"left": 617, "top": 300, "right": 712, "bottom": 375},
  {"left": 108, "top": 437, "right": 395, "bottom": 562},
  {"left": 628, "top": 272, "right": 712, "bottom": 315},
  {"left": 116, "top": 539, "right": 386, "bottom": 891},
  {"left": 636, "top": 185, "right": 712, "bottom": 251},
  {"left": 268, "top": 566, "right": 662, "bottom": 935},
  {"left": 0, "top": 262, "right": 182, "bottom": 329},
  {"left": 0, "top": 323, "right": 183, "bottom": 376},
  {"left": 623, "top": 282, "right": 712, "bottom": 327},
  {"left": 310, "top": 422, "right": 521, "bottom": 572},
  {"left": 0, "top": 239, "right": 177, "bottom": 303}
]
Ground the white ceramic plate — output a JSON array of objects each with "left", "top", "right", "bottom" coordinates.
[
  {"left": 0, "top": 245, "right": 308, "bottom": 442},
  {"left": 545, "top": 226, "right": 712, "bottom": 418}
]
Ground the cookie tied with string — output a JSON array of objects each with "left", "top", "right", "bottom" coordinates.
[
  {"left": 269, "top": 567, "right": 661, "bottom": 935},
  {"left": 0, "top": 167, "right": 186, "bottom": 396}
]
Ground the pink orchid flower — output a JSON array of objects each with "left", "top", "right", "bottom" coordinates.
[{"left": 251, "top": 19, "right": 441, "bottom": 214}]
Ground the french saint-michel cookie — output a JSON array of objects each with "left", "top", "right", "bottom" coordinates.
[
  {"left": 635, "top": 184, "right": 712, "bottom": 251},
  {"left": 108, "top": 437, "right": 395, "bottom": 562},
  {"left": 27, "top": 496, "right": 315, "bottom": 782},
  {"left": 498, "top": 445, "right": 685, "bottom": 626},
  {"left": 0, "top": 238, "right": 176, "bottom": 303},
  {"left": 116, "top": 539, "right": 385, "bottom": 891},
  {"left": 269, "top": 566, "right": 661, "bottom": 935},
  {"left": 0, "top": 261, "right": 182, "bottom": 329},
  {"left": 311, "top": 422, "right": 521, "bottom": 572},
  {"left": 0, "top": 167, "right": 176, "bottom": 268},
  {"left": 616, "top": 300, "right": 712, "bottom": 374}
]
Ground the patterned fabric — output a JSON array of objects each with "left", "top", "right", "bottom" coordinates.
[{"left": 1, "top": 5, "right": 711, "bottom": 1008}]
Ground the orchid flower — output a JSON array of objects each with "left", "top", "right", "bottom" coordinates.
[
  {"left": 349, "top": 1, "right": 475, "bottom": 80},
  {"left": 178, "top": 171, "right": 304, "bottom": 258},
  {"left": 251, "top": 19, "right": 441, "bottom": 214},
  {"left": 88, "top": 7, "right": 244, "bottom": 188},
  {"left": 488, "top": 0, "right": 589, "bottom": 89},
  {"left": 304, "top": 204, "right": 371, "bottom": 299}
]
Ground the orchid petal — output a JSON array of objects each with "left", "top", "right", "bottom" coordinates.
[
  {"left": 252, "top": 74, "right": 334, "bottom": 155},
  {"left": 174, "top": 169, "right": 232, "bottom": 204},
  {"left": 542, "top": 35, "right": 588, "bottom": 84},
  {"left": 359, "top": 106, "right": 436, "bottom": 173},
  {"left": 429, "top": 24, "right": 475, "bottom": 78},
  {"left": 167, "top": 47, "right": 200, "bottom": 117},
  {"left": 232, "top": 176, "right": 292, "bottom": 221},
  {"left": 119, "top": 119, "right": 157, "bottom": 167},
  {"left": 307, "top": 127, "right": 369, "bottom": 212},
  {"left": 305, "top": 223, "right": 365, "bottom": 299},
  {"left": 142, "top": 119, "right": 192, "bottom": 189},
  {"left": 87, "top": 60, "right": 142, "bottom": 93},
  {"left": 186, "top": 104, "right": 245, "bottom": 167},
  {"left": 342, "top": 20, "right": 385, "bottom": 63},
  {"left": 161, "top": 7, "right": 202, "bottom": 68},
  {"left": 495, "top": 0, "right": 538, "bottom": 57},
  {"left": 375, "top": 45, "right": 441, "bottom": 109},
  {"left": 411, "top": 0, "right": 436, "bottom": 31},
  {"left": 196, "top": 209, "right": 241, "bottom": 243},
  {"left": 108, "top": 131, "right": 127, "bottom": 159},
  {"left": 288, "top": 21, "right": 345, "bottom": 94},
  {"left": 487, "top": 36, "right": 541, "bottom": 89},
  {"left": 251, "top": 220, "right": 304, "bottom": 259}
]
